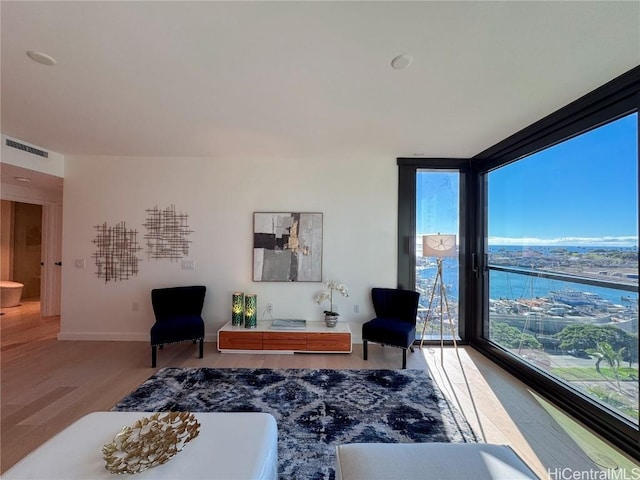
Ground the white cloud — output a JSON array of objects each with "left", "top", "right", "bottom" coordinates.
[{"left": 488, "top": 236, "right": 638, "bottom": 247}]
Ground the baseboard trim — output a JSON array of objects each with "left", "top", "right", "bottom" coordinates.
[{"left": 57, "top": 332, "right": 219, "bottom": 342}]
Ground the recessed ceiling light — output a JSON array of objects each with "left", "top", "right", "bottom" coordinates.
[
  {"left": 14, "top": 176, "right": 31, "bottom": 183},
  {"left": 391, "top": 54, "right": 413, "bottom": 70},
  {"left": 26, "top": 50, "right": 57, "bottom": 66}
]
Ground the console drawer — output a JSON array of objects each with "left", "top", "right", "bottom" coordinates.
[{"left": 263, "top": 332, "right": 306, "bottom": 350}]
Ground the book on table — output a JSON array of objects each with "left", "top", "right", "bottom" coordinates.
[{"left": 270, "top": 319, "right": 307, "bottom": 330}]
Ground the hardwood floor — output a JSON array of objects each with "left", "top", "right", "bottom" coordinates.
[{"left": 1, "top": 302, "right": 637, "bottom": 477}]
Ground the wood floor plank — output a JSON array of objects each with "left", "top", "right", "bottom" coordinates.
[{"left": 2, "top": 386, "right": 77, "bottom": 426}]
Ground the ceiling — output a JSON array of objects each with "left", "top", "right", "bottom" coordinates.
[{"left": 1, "top": 1, "right": 639, "bottom": 160}]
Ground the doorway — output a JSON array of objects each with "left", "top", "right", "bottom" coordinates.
[
  {"left": 0, "top": 164, "right": 63, "bottom": 322},
  {"left": 11, "top": 201, "right": 42, "bottom": 300}
]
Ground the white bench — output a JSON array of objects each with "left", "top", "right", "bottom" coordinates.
[
  {"left": 336, "top": 442, "right": 539, "bottom": 480},
  {"left": 4, "top": 412, "right": 278, "bottom": 480}
]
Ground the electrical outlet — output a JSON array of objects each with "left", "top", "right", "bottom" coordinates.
[
  {"left": 132, "top": 302, "right": 139, "bottom": 312},
  {"left": 353, "top": 304, "right": 360, "bottom": 313},
  {"left": 266, "top": 303, "right": 273, "bottom": 314}
]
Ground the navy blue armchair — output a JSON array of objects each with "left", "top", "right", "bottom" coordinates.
[
  {"left": 362, "top": 288, "right": 420, "bottom": 369},
  {"left": 150, "top": 285, "right": 206, "bottom": 368}
]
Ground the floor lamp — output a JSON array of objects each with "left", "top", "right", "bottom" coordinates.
[{"left": 419, "top": 233, "right": 459, "bottom": 363}]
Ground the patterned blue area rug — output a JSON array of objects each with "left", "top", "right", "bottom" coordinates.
[{"left": 113, "top": 368, "right": 477, "bottom": 479}]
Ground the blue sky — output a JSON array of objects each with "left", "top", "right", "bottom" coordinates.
[
  {"left": 417, "top": 113, "right": 638, "bottom": 247},
  {"left": 489, "top": 113, "right": 638, "bottom": 246},
  {"left": 417, "top": 171, "right": 459, "bottom": 236}
]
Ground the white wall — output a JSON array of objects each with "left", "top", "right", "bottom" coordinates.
[{"left": 60, "top": 155, "right": 397, "bottom": 342}]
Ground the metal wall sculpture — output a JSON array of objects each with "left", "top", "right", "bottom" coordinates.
[
  {"left": 92, "top": 221, "right": 142, "bottom": 283},
  {"left": 253, "top": 212, "right": 322, "bottom": 282},
  {"left": 143, "top": 205, "right": 193, "bottom": 261}
]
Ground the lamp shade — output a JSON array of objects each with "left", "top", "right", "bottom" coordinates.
[
  {"left": 422, "top": 234, "right": 457, "bottom": 258},
  {"left": 232, "top": 292, "right": 244, "bottom": 326},
  {"left": 244, "top": 294, "right": 257, "bottom": 328}
]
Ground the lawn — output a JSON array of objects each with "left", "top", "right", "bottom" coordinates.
[{"left": 551, "top": 366, "right": 638, "bottom": 381}]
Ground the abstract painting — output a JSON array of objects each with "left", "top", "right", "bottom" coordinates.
[{"left": 253, "top": 212, "right": 322, "bottom": 282}]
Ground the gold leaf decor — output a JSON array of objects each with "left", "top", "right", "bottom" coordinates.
[{"left": 103, "top": 412, "right": 200, "bottom": 474}]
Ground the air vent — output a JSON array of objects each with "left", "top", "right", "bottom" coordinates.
[{"left": 5, "top": 139, "right": 49, "bottom": 158}]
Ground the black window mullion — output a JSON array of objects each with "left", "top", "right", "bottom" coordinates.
[{"left": 397, "top": 163, "right": 417, "bottom": 290}]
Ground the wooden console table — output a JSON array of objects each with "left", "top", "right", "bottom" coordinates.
[{"left": 217, "top": 320, "right": 352, "bottom": 353}]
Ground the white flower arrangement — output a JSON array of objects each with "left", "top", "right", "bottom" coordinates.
[{"left": 315, "top": 280, "right": 349, "bottom": 316}]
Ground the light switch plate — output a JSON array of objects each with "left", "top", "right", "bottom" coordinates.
[{"left": 181, "top": 259, "right": 195, "bottom": 270}]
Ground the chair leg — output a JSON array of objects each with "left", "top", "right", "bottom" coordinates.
[
  {"left": 151, "top": 346, "right": 157, "bottom": 368},
  {"left": 402, "top": 348, "right": 407, "bottom": 369},
  {"left": 199, "top": 338, "right": 204, "bottom": 359},
  {"left": 363, "top": 340, "right": 368, "bottom": 360}
]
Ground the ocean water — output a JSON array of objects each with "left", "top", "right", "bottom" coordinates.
[
  {"left": 417, "top": 246, "right": 638, "bottom": 304},
  {"left": 488, "top": 271, "right": 635, "bottom": 305}
]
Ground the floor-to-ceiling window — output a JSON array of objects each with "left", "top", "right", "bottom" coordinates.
[
  {"left": 472, "top": 69, "right": 640, "bottom": 458},
  {"left": 398, "top": 67, "right": 640, "bottom": 458},
  {"left": 397, "top": 159, "right": 470, "bottom": 343},
  {"left": 487, "top": 113, "right": 638, "bottom": 425},
  {"left": 416, "top": 170, "right": 461, "bottom": 342}
]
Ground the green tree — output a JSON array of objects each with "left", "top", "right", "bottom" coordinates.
[
  {"left": 624, "top": 333, "right": 638, "bottom": 367},
  {"left": 586, "top": 342, "right": 626, "bottom": 392},
  {"left": 491, "top": 322, "right": 542, "bottom": 350},
  {"left": 555, "top": 324, "right": 630, "bottom": 354}
]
